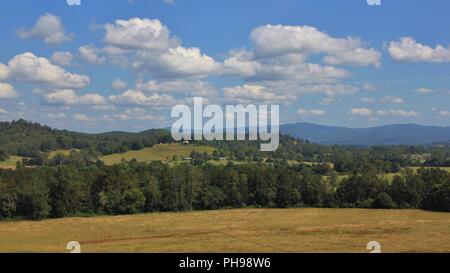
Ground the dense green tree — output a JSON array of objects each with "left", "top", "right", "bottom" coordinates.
[
  {"left": 49, "top": 166, "right": 84, "bottom": 217},
  {"left": 372, "top": 192, "right": 396, "bottom": 209},
  {"left": 16, "top": 174, "right": 50, "bottom": 220},
  {"left": 0, "top": 192, "right": 16, "bottom": 219},
  {"left": 0, "top": 150, "right": 10, "bottom": 162}
]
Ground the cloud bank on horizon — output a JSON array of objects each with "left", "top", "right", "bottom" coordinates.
[{"left": 0, "top": 0, "right": 450, "bottom": 132}]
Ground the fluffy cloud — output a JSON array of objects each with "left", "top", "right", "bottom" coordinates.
[
  {"left": 0, "top": 64, "right": 8, "bottom": 79},
  {"left": 111, "top": 78, "right": 128, "bottom": 90},
  {"left": 377, "top": 109, "right": 420, "bottom": 118},
  {"left": 320, "top": 97, "right": 340, "bottom": 105},
  {"left": 223, "top": 25, "right": 380, "bottom": 86},
  {"left": 43, "top": 89, "right": 78, "bottom": 105},
  {"left": 102, "top": 18, "right": 219, "bottom": 79},
  {"left": 361, "top": 97, "right": 375, "bottom": 103},
  {"left": 392, "top": 109, "right": 420, "bottom": 117},
  {"left": 297, "top": 108, "right": 327, "bottom": 116},
  {"left": 17, "top": 13, "right": 72, "bottom": 45},
  {"left": 46, "top": 112, "right": 67, "bottom": 120},
  {"left": 43, "top": 89, "right": 107, "bottom": 106},
  {"left": 297, "top": 84, "right": 359, "bottom": 96},
  {"left": 249, "top": 25, "right": 380, "bottom": 66},
  {"left": 100, "top": 110, "right": 166, "bottom": 122},
  {"left": 381, "top": 96, "right": 404, "bottom": 104},
  {"left": 362, "top": 83, "right": 376, "bottom": 92},
  {"left": 415, "top": 88, "right": 434, "bottom": 95},
  {"left": 439, "top": 110, "right": 450, "bottom": 117},
  {"left": 111, "top": 113, "right": 130, "bottom": 121},
  {"left": 103, "top": 18, "right": 178, "bottom": 50},
  {"left": 223, "top": 84, "right": 291, "bottom": 103},
  {"left": 0, "top": 52, "right": 90, "bottom": 89},
  {"left": 74, "top": 114, "right": 97, "bottom": 122},
  {"left": 50, "top": 52, "right": 73, "bottom": 66},
  {"left": 223, "top": 82, "right": 359, "bottom": 104},
  {"left": 42, "top": 88, "right": 175, "bottom": 108},
  {"left": 224, "top": 49, "right": 349, "bottom": 82},
  {"left": 133, "top": 46, "right": 220, "bottom": 78},
  {"left": 79, "top": 93, "right": 108, "bottom": 105},
  {"left": 109, "top": 89, "right": 176, "bottom": 107},
  {"left": 0, "top": 82, "right": 18, "bottom": 98},
  {"left": 137, "top": 79, "right": 218, "bottom": 96},
  {"left": 79, "top": 45, "right": 106, "bottom": 64},
  {"left": 389, "top": 37, "right": 450, "bottom": 63},
  {"left": 350, "top": 108, "right": 373, "bottom": 117}
]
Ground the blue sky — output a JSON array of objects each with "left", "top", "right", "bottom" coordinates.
[{"left": 1, "top": 0, "right": 450, "bottom": 132}]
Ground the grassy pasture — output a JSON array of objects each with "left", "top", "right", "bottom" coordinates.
[
  {"left": 383, "top": 167, "right": 450, "bottom": 182},
  {"left": 0, "top": 208, "right": 448, "bottom": 253},
  {"left": 101, "top": 144, "right": 216, "bottom": 165},
  {"left": 48, "top": 149, "right": 79, "bottom": 159},
  {"left": 0, "top": 156, "right": 25, "bottom": 170}
]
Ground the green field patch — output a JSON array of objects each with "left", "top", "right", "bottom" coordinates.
[
  {"left": 0, "top": 156, "right": 25, "bottom": 169},
  {"left": 100, "top": 144, "right": 216, "bottom": 165},
  {"left": 48, "top": 149, "right": 79, "bottom": 159},
  {"left": 383, "top": 167, "right": 450, "bottom": 182}
]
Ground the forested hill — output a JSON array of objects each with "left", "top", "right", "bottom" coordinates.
[{"left": 0, "top": 120, "right": 172, "bottom": 157}]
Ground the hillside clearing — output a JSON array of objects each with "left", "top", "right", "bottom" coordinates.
[
  {"left": 48, "top": 149, "right": 79, "bottom": 158},
  {"left": 101, "top": 144, "right": 216, "bottom": 165},
  {"left": 0, "top": 156, "right": 25, "bottom": 170}
]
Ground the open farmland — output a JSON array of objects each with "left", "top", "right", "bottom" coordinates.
[
  {"left": 100, "top": 143, "right": 215, "bottom": 165},
  {"left": 0, "top": 208, "right": 448, "bottom": 253}
]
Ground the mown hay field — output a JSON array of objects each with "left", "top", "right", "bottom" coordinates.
[{"left": 0, "top": 208, "right": 449, "bottom": 253}]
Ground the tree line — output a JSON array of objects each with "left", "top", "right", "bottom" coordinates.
[
  {"left": 0, "top": 160, "right": 448, "bottom": 220},
  {"left": 4, "top": 120, "right": 450, "bottom": 171}
]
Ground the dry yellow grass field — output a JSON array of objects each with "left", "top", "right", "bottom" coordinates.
[{"left": 0, "top": 208, "right": 449, "bottom": 253}]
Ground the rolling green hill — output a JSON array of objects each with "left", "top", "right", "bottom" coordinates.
[
  {"left": 101, "top": 144, "right": 215, "bottom": 165},
  {"left": 0, "top": 119, "right": 172, "bottom": 158}
]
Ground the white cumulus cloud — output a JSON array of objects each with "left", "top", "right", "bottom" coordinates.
[
  {"left": 111, "top": 78, "right": 128, "bottom": 90},
  {"left": 297, "top": 108, "right": 327, "bottom": 116},
  {"left": 79, "top": 45, "right": 106, "bottom": 64},
  {"left": 17, "top": 13, "right": 72, "bottom": 45},
  {"left": 0, "top": 82, "right": 18, "bottom": 99},
  {"left": 381, "top": 96, "right": 404, "bottom": 104},
  {"left": 133, "top": 46, "right": 220, "bottom": 78},
  {"left": 415, "top": 88, "right": 434, "bottom": 95},
  {"left": 104, "top": 18, "right": 178, "bottom": 50},
  {"left": 109, "top": 89, "right": 176, "bottom": 107},
  {"left": 377, "top": 109, "right": 420, "bottom": 117},
  {"left": 223, "top": 84, "right": 291, "bottom": 103},
  {"left": 250, "top": 25, "right": 380, "bottom": 66},
  {"left": 389, "top": 37, "right": 450, "bottom": 63},
  {"left": 50, "top": 52, "right": 73, "bottom": 66},
  {"left": 74, "top": 114, "right": 97, "bottom": 122},
  {"left": 43, "top": 89, "right": 107, "bottom": 106},
  {"left": 0, "top": 52, "right": 90, "bottom": 89},
  {"left": 350, "top": 108, "right": 373, "bottom": 117}
]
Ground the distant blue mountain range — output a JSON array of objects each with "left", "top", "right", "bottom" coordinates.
[{"left": 280, "top": 123, "right": 450, "bottom": 146}]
